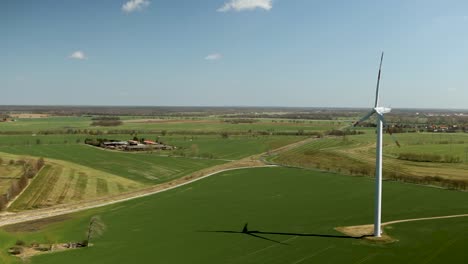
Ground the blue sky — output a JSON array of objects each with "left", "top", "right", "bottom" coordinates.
[{"left": 2, "top": 0, "right": 467, "bottom": 108}]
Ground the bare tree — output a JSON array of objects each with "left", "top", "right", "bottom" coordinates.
[{"left": 85, "top": 216, "right": 106, "bottom": 246}]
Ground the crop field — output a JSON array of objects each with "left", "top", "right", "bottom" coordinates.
[
  {"left": 268, "top": 133, "right": 468, "bottom": 188},
  {"left": 6, "top": 157, "right": 144, "bottom": 211},
  {"left": 161, "top": 135, "right": 305, "bottom": 160},
  {"left": 0, "top": 133, "right": 306, "bottom": 160},
  {"left": 0, "top": 167, "right": 467, "bottom": 264},
  {"left": 0, "top": 116, "right": 339, "bottom": 133},
  {"left": 0, "top": 162, "right": 23, "bottom": 194},
  {"left": 0, "top": 156, "right": 27, "bottom": 195},
  {"left": 0, "top": 146, "right": 225, "bottom": 185}
]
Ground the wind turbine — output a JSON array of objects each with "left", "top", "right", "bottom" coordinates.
[{"left": 353, "top": 52, "right": 398, "bottom": 237}]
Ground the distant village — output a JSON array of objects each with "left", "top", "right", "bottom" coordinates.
[{"left": 85, "top": 138, "right": 175, "bottom": 151}]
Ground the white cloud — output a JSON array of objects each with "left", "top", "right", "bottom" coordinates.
[
  {"left": 217, "top": 0, "right": 273, "bottom": 12},
  {"left": 122, "top": 0, "right": 150, "bottom": 13},
  {"left": 205, "top": 53, "right": 222, "bottom": 61},
  {"left": 68, "top": 51, "right": 87, "bottom": 60}
]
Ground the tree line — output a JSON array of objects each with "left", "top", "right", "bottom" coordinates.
[{"left": 0, "top": 158, "right": 44, "bottom": 210}]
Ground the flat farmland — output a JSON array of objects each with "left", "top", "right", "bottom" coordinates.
[
  {"left": 0, "top": 159, "right": 24, "bottom": 194},
  {"left": 161, "top": 135, "right": 306, "bottom": 159},
  {"left": 1, "top": 167, "right": 467, "bottom": 264},
  {"left": 0, "top": 152, "right": 144, "bottom": 211},
  {"left": 8, "top": 159, "right": 144, "bottom": 211},
  {"left": 0, "top": 116, "right": 340, "bottom": 133},
  {"left": 268, "top": 133, "right": 468, "bottom": 186},
  {"left": 0, "top": 134, "right": 305, "bottom": 160},
  {"left": 0, "top": 117, "right": 91, "bottom": 132},
  {"left": 0, "top": 147, "right": 225, "bottom": 185}
]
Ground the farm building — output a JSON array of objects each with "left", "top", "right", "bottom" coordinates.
[
  {"left": 86, "top": 138, "right": 175, "bottom": 151},
  {"left": 103, "top": 141, "right": 129, "bottom": 147}
]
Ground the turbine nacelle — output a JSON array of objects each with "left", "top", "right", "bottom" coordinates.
[{"left": 374, "top": 107, "right": 391, "bottom": 115}]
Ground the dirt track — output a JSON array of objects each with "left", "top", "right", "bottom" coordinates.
[
  {"left": 0, "top": 137, "right": 316, "bottom": 228},
  {"left": 336, "top": 214, "right": 468, "bottom": 241},
  {"left": 382, "top": 213, "right": 468, "bottom": 226}
]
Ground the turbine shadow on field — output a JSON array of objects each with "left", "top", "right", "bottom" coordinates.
[{"left": 200, "top": 223, "right": 368, "bottom": 245}]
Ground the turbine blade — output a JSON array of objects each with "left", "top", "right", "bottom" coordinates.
[
  {"left": 353, "top": 110, "right": 376, "bottom": 127},
  {"left": 374, "top": 52, "right": 384, "bottom": 108},
  {"left": 380, "top": 116, "right": 401, "bottom": 148}
]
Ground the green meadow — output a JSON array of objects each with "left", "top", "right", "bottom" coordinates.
[
  {"left": 1, "top": 167, "right": 467, "bottom": 264},
  {"left": 0, "top": 145, "right": 224, "bottom": 185},
  {"left": 0, "top": 116, "right": 338, "bottom": 133}
]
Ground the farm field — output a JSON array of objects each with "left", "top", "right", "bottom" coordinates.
[
  {"left": 0, "top": 161, "right": 23, "bottom": 194},
  {"left": 0, "top": 115, "right": 340, "bottom": 133},
  {"left": 0, "top": 146, "right": 225, "bottom": 185},
  {"left": 268, "top": 133, "right": 468, "bottom": 188},
  {"left": 0, "top": 134, "right": 305, "bottom": 160},
  {"left": 0, "top": 152, "right": 145, "bottom": 211},
  {"left": 0, "top": 167, "right": 467, "bottom": 264}
]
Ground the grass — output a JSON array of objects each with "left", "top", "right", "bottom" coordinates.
[
  {"left": 1, "top": 167, "right": 467, "bottom": 264},
  {"left": 0, "top": 162, "right": 23, "bottom": 194},
  {"left": 0, "top": 116, "right": 339, "bottom": 133},
  {"left": 3, "top": 153, "right": 144, "bottom": 211},
  {"left": 268, "top": 133, "right": 468, "bottom": 185},
  {"left": 161, "top": 135, "right": 305, "bottom": 160},
  {"left": 0, "top": 134, "right": 305, "bottom": 159},
  {"left": 0, "top": 146, "right": 225, "bottom": 185},
  {"left": 0, "top": 134, "right": 307, "bottom": 185}
]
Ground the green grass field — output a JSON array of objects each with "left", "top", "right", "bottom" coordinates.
[
  {"left": 1, "top": 167, "right": 467, "bottom": 264},
  {"left": 0, "top": 146, "right": 225, "bottom": 185},
  {"left": 268, "top": 133, "right": 468, "bottom": 187},
  {"left": 0, "top": 116, "right": 338, "bottom": 133},
  {"left": 8, "top": 161, "right": 143, "bottom": 211}
]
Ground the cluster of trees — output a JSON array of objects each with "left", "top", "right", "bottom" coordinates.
[
  {"left": 327, "top": 130, "right": 365, "bottom": 136},
  {"left": 398, "top": 152, "right": 461, "bottom": 163},
  {"left": 0, "top": 158, "right": 44, "bottom": 210},
  {"left": 221, "top": 112, "right": 358, "bottom": 120},
  {"left": 223, "top": 119, "right": 259, "bottom": 124},
  {"left": 91, "top": 116, "right": 123, "bottom": 127},
  {"left": 386, "top": 172, "right": 466, "bottom": 191}
]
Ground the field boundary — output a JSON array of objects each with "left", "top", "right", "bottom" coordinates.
[
  {"left": 0, "top": 165, "right": 276, "bottom": 227},
  {"left": 4, "top": 166, "right": 46, "bottom": 210},
  {"left": 0, "top": 137, "right": 319, "bottom": 227}
]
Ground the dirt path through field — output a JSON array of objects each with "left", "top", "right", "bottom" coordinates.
[
  {"left": 336, "top": 213, "right": 468, "bottom": 241},
  {"left": 0, "top": 137, "right": 316, "bottom": 228},
  {"left": 382, "top": 213, "right": 468, "bottom": 226}
]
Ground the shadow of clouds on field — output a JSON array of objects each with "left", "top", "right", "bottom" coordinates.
[{"left": 200, "top": 223, "right": 368, "bottom": 245}]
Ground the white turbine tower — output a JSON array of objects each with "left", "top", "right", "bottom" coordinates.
[{"left": 353, "top": 52, "right": 398, "bottom": 237}]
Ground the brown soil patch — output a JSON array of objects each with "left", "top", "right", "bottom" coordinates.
[
  {"left": 4, "top": 215, "right": 70, "bottom": 233},
  {"left": 335, "top": 225, "right": 397, "bottom": 243}
]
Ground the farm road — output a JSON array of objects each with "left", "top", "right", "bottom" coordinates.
[
  {"left": 382, "top": 214, "right": 468, "bottom": 226},
  {"left": 0, "top": 137, "right": 317, "bottom": 227}
]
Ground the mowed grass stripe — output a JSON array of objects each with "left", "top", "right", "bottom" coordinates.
[
  {"left": 96, "top": 178, "right": 109, "bottom": 195},
  {"left": 71, "top": 172, "right": 88, "bottom": 201},
  {"left": 57, "top": 171, "right": 75, "bottom": 204}
]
